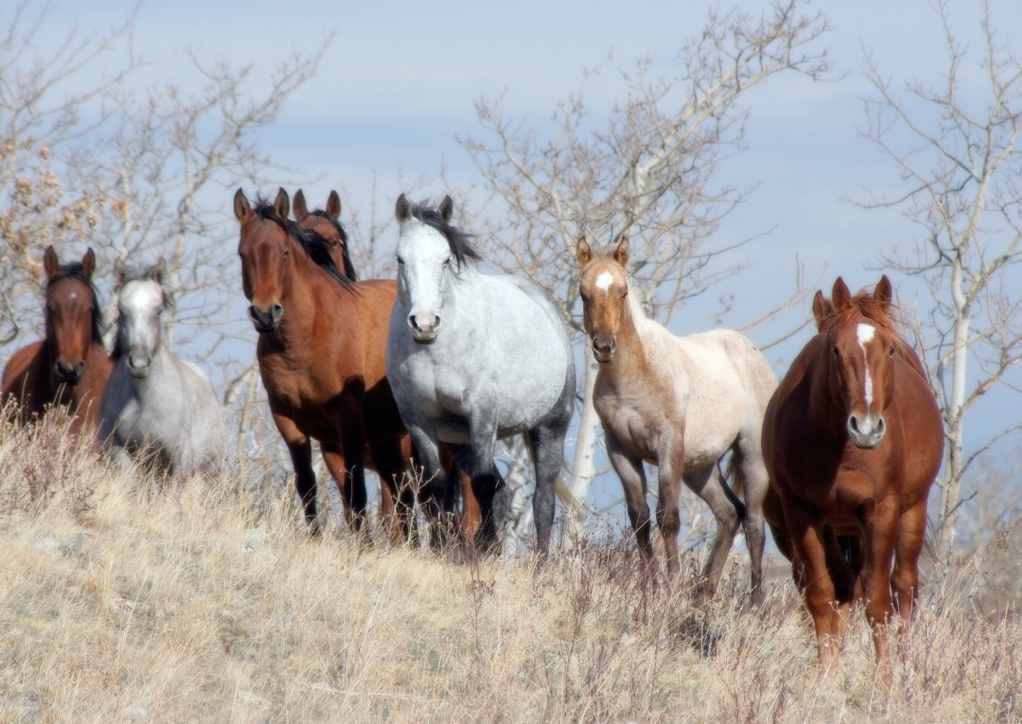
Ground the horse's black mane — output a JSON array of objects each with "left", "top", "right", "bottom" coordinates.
[
  {"left": 47, "top": 263, "right": 105, "bottom": 345},
  {"left": 307, "top": 209, "right": 358, "bottom": 281},
  {"left": 110, "top": 262, "right": 172, "bottom": 361},
  {"left": 406, "top": 199, "right": 481, "bottom": 270},
  {"left": 253, "top": 197, "right": 358, "bottom": 293}
]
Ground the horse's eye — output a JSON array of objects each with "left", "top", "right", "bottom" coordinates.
[
  {"left": 832, "top": 347, "right": 840, "bottom": 359},
  {"left": 442, "top": 258, "right": 451, "bottom": 267},
  {"left": 889, "top": 345, "right": 896, "bottom": 357},
  {"left": 396, "top": 256, "right": 404, "bottom": 265},
  {"left": 282, "top": 248, "right": 290, "bottom": 258}
]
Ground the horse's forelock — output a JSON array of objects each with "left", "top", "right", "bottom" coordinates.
[{"left": 405, "top": 199, "right": 481, "bottom": 270}]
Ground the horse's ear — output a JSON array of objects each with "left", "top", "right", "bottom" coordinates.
[
  {"left": 274, "top": 187, "right": 290, "bottom": 219},
  {"left": 234, "top": 189, "right": 251, "bottom": 222},
  {"left": 395, "top": 193, "right": 410, "bottom": 222},
  {"left": 114, "top": 257, "right": 127, "bottom": 286},
  {"left": 292, "top": 189, "right": 309, "bottom": 221},
  {"left": 811, "top": 290, "right": 833, "bottom": 329},
  {"left": 327, "top": 190, "right": 341, "bottom": 219},
  {"left": 612, "top": 237, "right": 630, "bottom": 268},
  {"left": 439, "top": 195, "right": 454, "bottom": 223},
  {"left": 150, "top": 258, "right": 167, "bottom": 285},
  {"left": 43, "top": 246, "right": 59, "bottom": 279},
  {"left": 874, "top": 275, "right": 893, "bottom": 308},
  {"left": 576, "top": 237, "right": 593, "bottom": 267},
  {"left": 831, "top": 276, "right": 852, "bottom": 312},
  {"left": 81, "top": 248, "right": 96, "bottom": 279}
]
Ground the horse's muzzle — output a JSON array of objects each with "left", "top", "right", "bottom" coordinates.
[
  {"left": 592, "top": 336, "right": 617, "bottom": 363},
  {"left": 847, "top": 412, "right": 885, "bottom": 449},
  {"left": 408, "top": 312, "right": 440, "bottom": 344},
  {"left": 128, "top": 354, "right": 151, "bottom": 379},
  {"left": 249, "top": 303, "right": 283, "bottom": 334},
  {"left": 53, "top": 360, "right": 84, "bottom": 386}
]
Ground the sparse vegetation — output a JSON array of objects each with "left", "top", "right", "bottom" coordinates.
[{"left": 1, "top": 412, "right": 1020, "bottom": 723}]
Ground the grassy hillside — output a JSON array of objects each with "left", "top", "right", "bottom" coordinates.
[{"left": 1, "top": 413, "right": 1020, "bottom": 723}]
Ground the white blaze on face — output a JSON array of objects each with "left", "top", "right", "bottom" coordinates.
[
  {"left": 594, "top": 271, "right": 613, "bottom": 293},
  {"left": 857, "top": 323, "right": 876, "bottom": 406}
]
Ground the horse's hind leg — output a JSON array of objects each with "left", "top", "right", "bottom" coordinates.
[
  {"left": 682, "top": 463, "right": 742, "bottom": 602},
  {"left": 528, "top": 414, "right": 570, "bottom": 558},
  {"left": 447, "top": 442, "right": 506, "bottom": 554},
  {"left": 731, "top": 440, "right": 769, "bottom": 605}
]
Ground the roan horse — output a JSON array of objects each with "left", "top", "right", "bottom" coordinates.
[
  {"left": 99, "top": 259, "right": 224, "bottom": 478},
  {"left": 576, "top": 237, "right": 777, "bottom": 603},
  {"left": 762, "top": 276, "right": 944, "bottom": 673},
  {"left": 386, "top": 194, "right": 575, "bottom": 554},
  {"left": 1, "top": 246, "right": 113, "bottom": 435},
  {"left": 235, "top": 188, "right": 417, "bottom": 542}
]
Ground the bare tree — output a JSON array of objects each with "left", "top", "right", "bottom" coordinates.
[
  {"left": 0, "top": 1, "right": 145, "bottom": 345},
  {"left": 857, "top": 0, "right": 1022, "bottom": 560},
  {"left": 459, "top": 0, "right": 831, "bottom": 539}
]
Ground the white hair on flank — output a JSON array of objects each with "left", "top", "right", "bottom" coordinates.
[
  {"left": 595, "top": 271, "right": 614, "bottom": 292},
  {"left": 857, "top": 323, "right": 876, "bottom": 405}
]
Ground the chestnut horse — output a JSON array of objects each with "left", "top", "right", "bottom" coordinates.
[
  {"left": 292, "top": 188, "right": 358, "bottom": 281},
  {"left": 762, "top": 276, "right": 943, "bottom": 673},
  {"left": 576, "top": 237, "right": 777, "bottom": 603},
  {"left": 1, "top": 246, "right": 113, "bottom": 435},
  {"left": 235, "top": 188, "right": 416, "bottom": 542}
]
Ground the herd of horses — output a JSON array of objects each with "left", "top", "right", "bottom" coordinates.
[{"left": 0, "top": 187, "right": 946, "bottom": 676}]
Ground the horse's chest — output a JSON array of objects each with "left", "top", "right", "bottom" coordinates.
[{"left": 596, "top": 396, "right": 662, "bottom": 462}]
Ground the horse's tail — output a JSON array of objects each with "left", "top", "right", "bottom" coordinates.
[{"left": 721, "top": 450, "right": 747, "bottom": 521}]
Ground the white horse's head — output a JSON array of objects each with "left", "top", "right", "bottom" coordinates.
[
  {"left": 114, "top": 259, "right": 168, "bottom": 379},
  {"left": 394, "top": 194, "right": 479, "bottom": 344}
]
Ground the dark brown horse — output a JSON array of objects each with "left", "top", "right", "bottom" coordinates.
[
  {"left": 235, "top": 188, "right": 417, "bottom": 542},
  {"left": 292, "top": 189, "right": 358, "bottom": 281},
  {"left": 762, "top": 275, "right": 944, "bottom": 674},
  {"left": 1, "top": 246, "right": 113, "bottom": 435}
]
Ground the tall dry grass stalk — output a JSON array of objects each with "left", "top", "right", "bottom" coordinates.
[{"left": 0, "top": 412, "right": 1020, "bottom": 723}]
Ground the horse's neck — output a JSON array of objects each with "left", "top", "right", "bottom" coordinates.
[
  {"left": 806, "top": 345, "right": 849, "bottom": 442},
  {"left": 273, "top": 253, "right": 335, "bottom": 348}
]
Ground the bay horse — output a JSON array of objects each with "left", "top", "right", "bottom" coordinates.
[
  {"left": 762, "top": 275, "right": 944, "bottom": 673},
  {"left": 292, "top": 188, "right": 358, "bottom": 281},
  {"left": 1, "top": 246, "right": 113, "bottom": 436},
  {"left": 387, "top": 194, "right": 575, "bottom": 555},
  {"left": 99, "top": 259, "right": 224, "bottom": 478},
  {"left": 235, "top": 187, "right": 417, "bottom": 542},
  {"left": 576, "top": 237, "right": 777, "bottom": 603}
]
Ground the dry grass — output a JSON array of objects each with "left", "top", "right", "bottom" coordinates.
[{"left": 1, "top": 414, "right": 1020, "bottom": 723}]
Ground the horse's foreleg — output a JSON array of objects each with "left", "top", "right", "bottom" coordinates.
[
  {"left": 860, "top": 497, "right": 900, "bottom": 676},
  {"left": 607, "top": 434, "right": 653, "bottom": 566},
  {"left": 891, "top": 499, "right": 927, "bottom": 629},
  {"left": 783, "top": 500, "right": 843, "bottom": 671},
  {"left": 273, "top": 413, "right": 318, "bottom": 535}
]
